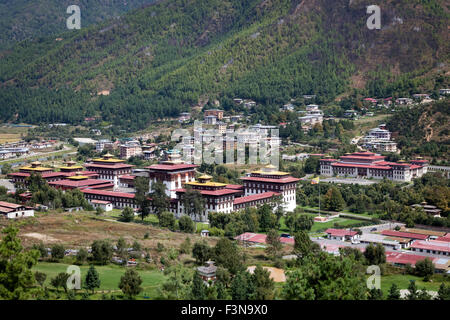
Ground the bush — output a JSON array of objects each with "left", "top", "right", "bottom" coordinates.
[
  {"left": 159, "top": 211, "right": 176, "bottom": 230},
  {"left": 209, "top": 227, "right": 225, "bottom": 237},
  {"left": 75, "top": 248, "right": 88, "bottom": 265},
  {"left": 51, "top": 244, "right": 65, "bottom": 261},
  {"left": 156, "top": 242, "right": 164, "bottom": 252},
  {"left": 91, "top": 240, "right": 113, "bottom": 265},
  {"left": 179, "top": 215, "right": 195, "bottom": 233},
  {"left": 120, "top": 207, "right": 135, "bottom": 222}
]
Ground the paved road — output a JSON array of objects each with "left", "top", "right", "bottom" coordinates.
[
  {"left": 358, "top": 222, "right": 405, "bottom": 234},
  {"left": 313, "top": 237, "right": 448, "bottom": 259}
]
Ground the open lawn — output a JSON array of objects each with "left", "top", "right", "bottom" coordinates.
[
  {"left": 376, "top": 273, "right": 450, "bottom": 297},
  {"left": 32, "top": 262, "right": 166, "bottom": 299}
]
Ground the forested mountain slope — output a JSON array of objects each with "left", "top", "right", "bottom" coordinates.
[
  {"left": 0, "top": 0, "right": 155, "bottom": 49},
  {"left": 386, "top": 99, "right": 449, "bottom": 160},
  {"left": 0, "top": 0, "right": 448, "bottom": 131}
]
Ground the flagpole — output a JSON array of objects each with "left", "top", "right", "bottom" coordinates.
[{"left": 318, "top": 180, "right": 320, "bottom": 217}]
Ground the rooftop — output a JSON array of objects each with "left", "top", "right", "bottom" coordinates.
[
  {"left": 233, "top": 192, "right": 280, "bottom": 205},
  {"left": 325, "top": 228, "right": 358, "bottom": 237}
]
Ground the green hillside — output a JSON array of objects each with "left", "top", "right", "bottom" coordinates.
[
  {"left": 0, "top": 0, "right": 155, "bottom": 49},
  {"left": 0, "top": 0, "right": 448, "bottom": 131}
]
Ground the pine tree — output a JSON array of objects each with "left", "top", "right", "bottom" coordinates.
[
  {"left": 119, "top": 269, "right": 143, "bottom": 299},
  {"left": 84, "top": 265, "right": 101, "bottom": 294},
  {"left": 387, "top": 283, "right": 401, "bottom": 300},
  {"left": 190, "top": 271, "right": 207, "bottom": 300}
]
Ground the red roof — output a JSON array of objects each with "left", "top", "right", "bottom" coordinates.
[
  {"left": 381, "top": 230, "right": 428, "bottom": 240},
  {"left": 85, "top": 163, "right": 133, "bottom": 169},
  {"left": 119, "top": 175, "right": 136, "bottom": 180},
  {"left": 91, "top": 200, "right": 111, "bottom": 204},
  {"left": 0, "top": 201, "right": 23, "bottom": 209},
  {"left": 234, "top": 232, "right": 294, "bottom": 245},
  {"left": 320, "top": 159, "right": 338, "bottom": 162},
  {"left": 386, "top": 252, "right": 436, "bottom": 266},
  {"left": 332, "top": 162, "right": 391, "bottom": 170},
  {"left": 81, "top": 189, "right": 135, "bottom": 199},
  {"left": 225, "top": 184, "right": 244, "bottom": 190},
  {"left": 240, "top": 176, "right": 300, "bottom": 183},
  {"left": 411, "top": 240, "right": 450, "bottom": 253},
  {"left": 146, "top": 164, "right": 198, "bottom": 171},
  {"left": 233, "top": 192, "right": 280, "bottom": 205},
  {"left": 325, "top": 228, "right": 358, "bottom": 237},
  {"left": 340, "top": 155, "right": 385, "bottom": 161},
  {"left": 42, "top": 172, "right": 70, "bottom": 178},
  {"left": 436, "top": 234, "right": 450, "bottom": 242},
  {"left": 7, "top": 172, "right": 30, "bottom": 177}
]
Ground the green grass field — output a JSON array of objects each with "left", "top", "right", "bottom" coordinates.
[
  {"left": 377, "top": 273, "right": 450, "bottom": 297},
  {"left": 33, "top": 262, "right": 166, "bottom": 299}
]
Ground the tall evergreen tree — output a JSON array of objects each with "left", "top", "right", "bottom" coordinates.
[{"left": 84, "top": 265, "right": 101, "bottom": 294}]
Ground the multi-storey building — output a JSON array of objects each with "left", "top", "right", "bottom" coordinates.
[
  {"left": 120, "top": 142, "right": 142, "bottom": 159},
  {"left": 146, "top": 159, "right": 198, "bottom": 198},
  {"left": 204, "top": 109, "right": 224, "bottom": 120},
  {"left": 240, "top": 165, "right": 299, "bottom": 212},
  {"left": 320, "top": 152, "right": 428, "bottom": 182},
  {"left": 84, "top": 153, "right": 133, "bottom": 187}
]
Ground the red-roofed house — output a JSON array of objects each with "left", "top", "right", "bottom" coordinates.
[
  {"left": 0, "top": 201, "right": 34, "bottom": 219},
  {"left": 325, "top": 228, "right": 359, "bottom": 241}
]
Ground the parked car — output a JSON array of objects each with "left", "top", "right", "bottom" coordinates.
[{"left": 370, "top": 227, "right": 377, "bottom": 232}]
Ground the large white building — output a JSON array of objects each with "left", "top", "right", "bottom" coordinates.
[{"left": 320, "top": 152, "right": 428, "bottom": 182}]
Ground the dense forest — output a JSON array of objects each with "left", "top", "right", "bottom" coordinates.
[
  {"left": 0, "top": 0, "right": 448, "bottom": 130},
  {"left": 0, "top": 0, "right": 155, "bottom": 49}
]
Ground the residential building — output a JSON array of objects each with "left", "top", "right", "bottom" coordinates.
[
  {"left": 325, "top": 228, "right": 359, "bottom": 242},
  {"left": 120, "top": 142, "right": 142, "bottom": 159},
  {"left": 0, "top": 201, "right": 34, "bottom": 219},
  {"left": 204, "top": 109, "right": 224, "bottom": 120}
]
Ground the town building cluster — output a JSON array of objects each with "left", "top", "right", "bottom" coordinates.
[{"left": 0, "top": 140, "right": 58, "bottom": 160}]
